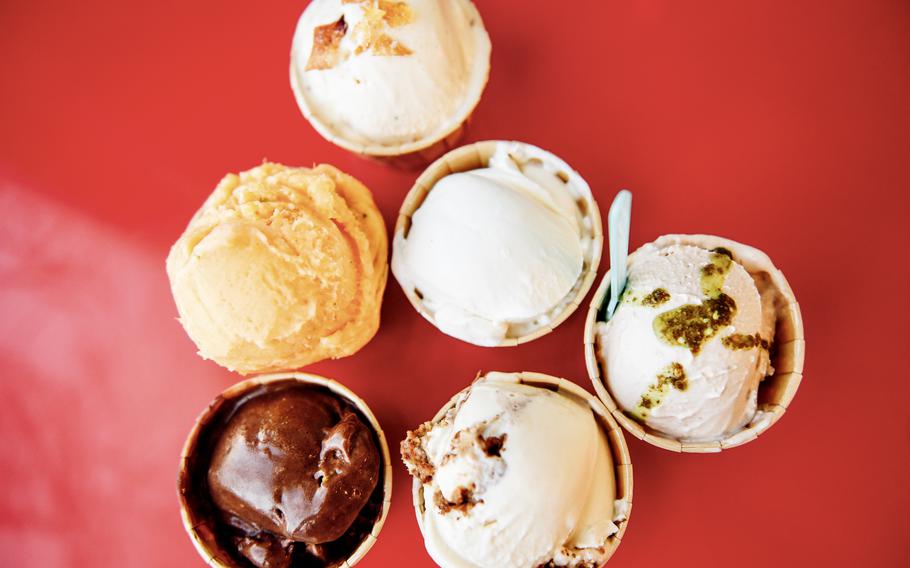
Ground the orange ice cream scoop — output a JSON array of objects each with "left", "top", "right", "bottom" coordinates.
[{"left": 166, "top": 162, "right": 387, "bottom": 374}]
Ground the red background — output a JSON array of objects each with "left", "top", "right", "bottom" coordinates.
[{"left": 2, "top": 0, "right": 908, "bottom": 566}]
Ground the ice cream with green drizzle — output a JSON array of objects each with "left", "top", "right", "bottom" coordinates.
[
  {"left": 595, "top": 236, "right": 776, "bottom": 441},
  {"left": 652, "top": 248, "right": 736, "bottom": 354}
]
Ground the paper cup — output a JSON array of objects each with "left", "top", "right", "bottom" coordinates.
[
  {"left": 289, "top": 0, "right": 491, "bottom": 170},
  {"left": 177, "top": 372, "right": 393, "bottom": 567},
  {"left": 583, "top": 234, "right": 805, "bottom": 453},
  {"left": 410, "top": 372, "right": 633, "bottom": 565},
  {"left": 394, "top": 141, "right": 604, "bottom": 346}
]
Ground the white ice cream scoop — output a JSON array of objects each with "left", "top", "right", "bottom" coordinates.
[
  {"left": 402, "top": 372, "right": 630, "bottom": 568},
  {"left": 596, "top": 239, "right": 777, "bottom": 441},
  {"left": 392, "top": 141, "right": 602, "bottom": 346},
  {"left": 290, "top": 0, "right": 491, "bottom": 157}
]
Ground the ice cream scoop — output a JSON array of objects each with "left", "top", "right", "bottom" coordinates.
[
  {"left": 401, "top": 372, "right": 630, "bottom": 568},
  {"left": 178, "top": 373, "right": 392, "bottom": 568},
  {"left": 595, "top": 236, "right": 779, "bottom": 442},
  {"left": 392, "top": 141, "right": 602, "bottom": 346},
  {"left": 166, "top": 163, "right": 387, "bottom": 374},
  {"left": 208, "top": 387, "right": 379, "bottom": 546},
  {"left": 290, "top": 0, "right": 491, "bottom": 160}
]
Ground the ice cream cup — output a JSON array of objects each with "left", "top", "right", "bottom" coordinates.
[
  {"left": 410, "top": 372, "right": 633, "bottom": 565},
  {"left": 395, "top": 141, "right": 604, "bottom": 345},
  {"left": 292, "top": 68, "right": 476, "bottom": 170},
  {"left": 288, "top": 0, "right": 490, "bottom": 170},
  {"left": 583, "top": 234, "right": 805, "bottom": 453},
  {"left": 177, "top": 372, "right": 393, "bottom": 567}
]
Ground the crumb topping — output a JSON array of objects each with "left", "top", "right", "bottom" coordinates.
[
  {"left": 699, "top": 248, "right": 732, "bottom": 296},
  {"left": 365, "top": 32, "right": 412, "bottom": 56},
  {"left": 653, "top": 294, "right": 736, "bottom": 354},
  {"left": 621, "top": 287, "right": 672, "bottom": 308},
  {"left": 710, "top": 246, "right": 734, "bottom": 259},
  {"left": 722, "top": 332, "right": 770, "bottom": 351},
  {"left": 641, "top": 288, "right": 670, "bottom": 307},
  {"left": 401, "top": 411, "right": 510, "bottom": 519},
  {"left": 375, "top": 0, "right": 413, "bottom": 27},
  {"left": 400, "top": 422, "right": 434, "bottom": 484},
  {"left": 308, "top": 0, "right": 414, "bottom": 71},
  {"left": 478, "top": 433, "right": 507, "bottom": 457},
  {"left": 653, "top": 250, "right": 737, "bottom": 354},
  {"left": 434, "top": 484, "right": 481, "bottom": 515},
  {"left": 305, "top": 16, "right": 348, "bottom": 71},
  {"left": 633, "top": 362, "right": 688, "bottom": 420},
  {"left": 536, "top": 560, "right": 599, "bottom": 568}
]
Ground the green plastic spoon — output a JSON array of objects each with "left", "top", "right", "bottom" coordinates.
[{"left": 605, "top": 189, "right": 632, "bottom": 320}]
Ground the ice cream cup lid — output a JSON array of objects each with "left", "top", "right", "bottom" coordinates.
[
  {"left": 395, "top": 140, "right": 604, "bottom": 346},
  {"left": 177, "top": 372, "right": 393, "bottom": 567},
  {"left": 410, "top": 371, "right": 633, "bottom": 565},
  {"left": 583, "top": 233, "right": 805, "bottom": 453}
]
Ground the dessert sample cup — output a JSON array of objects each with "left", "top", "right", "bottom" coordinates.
[
  {"left": 409, "top": 372, "right": 632, "bottom": 566},
  {"left": 584, "top": 234, "right": 805, "bottom": 453},
  {"left": 289, "top": 0, "right": 491, "bottom": 169},
  {"left": 178, "top": 372, "right": 393, "bottom": 567},
  {"left": 393, "top": 141, "right": 603, "bottom": 346}
]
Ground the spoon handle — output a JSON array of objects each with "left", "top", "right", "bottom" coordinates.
[{"left": 606, "top": 190, "right": 632, "bottom": 319}]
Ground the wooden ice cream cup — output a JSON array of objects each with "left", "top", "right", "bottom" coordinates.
[
  {"left": 288, "top": 0, "right": 490, "bottom": 170},
  {"left": 394, "top": 140, "right": 604, "bottom": 346},
  {"left": 177, "top": 372, "right": 393, "bottom": 567},
  {"left": 583, "top": 234, "right": 805, "bottom": 453},
  {"left": 410, "top": 371, "right": 633, "bottom": 565}
]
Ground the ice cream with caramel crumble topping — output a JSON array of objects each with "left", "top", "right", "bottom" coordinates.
[
  {"left": 401, "top": 372, "right": 627, "bottom": 568},
  {"left": 290, "top": 0, "right": 491, "bottom": 155}
]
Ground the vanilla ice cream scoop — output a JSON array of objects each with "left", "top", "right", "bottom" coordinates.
[
  {"left": 595, "top": 236, "right": 778, "bottom": 441},
  {"left": 290, "top": 0, "right": 491, "bottom": 156},
  {"left": 401, "top": 372, "right": 627, "bottom": 568},
  {"left": 392, "top": 141, "right": 601, "bottom": 346}
]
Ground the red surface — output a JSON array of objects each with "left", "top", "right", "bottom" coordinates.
[{"left": 1, "top": 0, "right": 908, "bottom": 566}]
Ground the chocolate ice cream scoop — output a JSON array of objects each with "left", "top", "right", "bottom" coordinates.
[
  {"left": 178, "top": 375, "right": 389, "bottom": 568},
  {"left": 208, "top": 387, "right": 379, "bottom": 544}
]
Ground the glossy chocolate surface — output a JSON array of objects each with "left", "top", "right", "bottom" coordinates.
[{"left": 182, "top": 381, "right": 383, "bottom": 568}]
